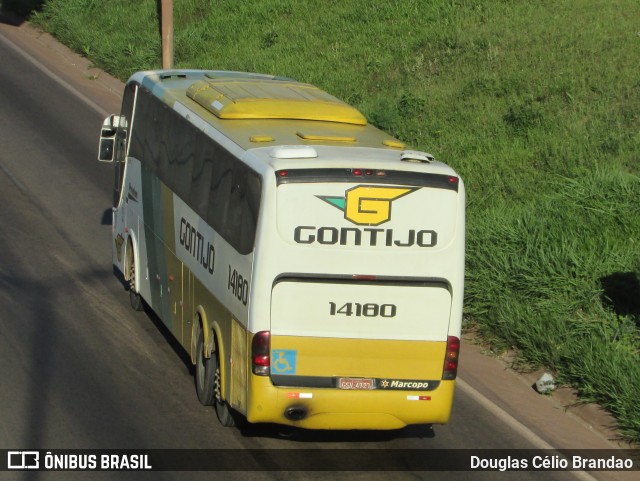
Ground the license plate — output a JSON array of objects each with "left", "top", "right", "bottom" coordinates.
[{"left": 338, "top": 378, "right": 374, "bottom": 390}]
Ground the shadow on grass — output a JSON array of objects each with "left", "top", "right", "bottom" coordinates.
[
  {"left": 0, "top": 0, "right": 43, "bottom": 25},
  {"left": 600, "top": 272, "right": 640, "bottom": 327}
]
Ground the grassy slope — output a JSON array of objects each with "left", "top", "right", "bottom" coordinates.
[{"left": 29, "top": 0, "right": 640, "bottom": 442}]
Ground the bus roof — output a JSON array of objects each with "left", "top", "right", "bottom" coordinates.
[
  {"left": 130, "top": 70, "right": 417, "bottom": 153},
  {"left": 186, "top": 78, "right": 367, "bottom": 125}
]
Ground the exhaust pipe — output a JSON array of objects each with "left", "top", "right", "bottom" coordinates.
[{"left": 284, "top": 406, "right": 308, "bottom": 421}]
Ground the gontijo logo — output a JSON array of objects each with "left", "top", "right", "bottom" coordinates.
[
  {"left": 318, "top": 185, "right": 416, "bottom": 226},
  {"left": 293, "top": 184, "right": 438, "bottom": 248}
]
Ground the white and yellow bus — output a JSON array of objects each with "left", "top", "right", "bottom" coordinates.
[{"left": 98, "top": 70, "right": 465, "bottom": 430}]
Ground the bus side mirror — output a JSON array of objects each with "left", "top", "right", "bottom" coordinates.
[
  {"left": 98, "top": 137, "right": 115, "bottom": 162},
  {"left": 98, "top": 115, "right": 122, "bottom": 162}
]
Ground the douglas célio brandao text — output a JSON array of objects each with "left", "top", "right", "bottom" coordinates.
[{"left": 470, "top": 454, "right": 635, "bottom": 471}]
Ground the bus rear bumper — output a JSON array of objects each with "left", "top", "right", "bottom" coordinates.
[{"left": 246, "top": 377, "right": 456, "bottom": 430}]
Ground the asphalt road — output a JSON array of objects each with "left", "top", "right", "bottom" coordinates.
[{"left": 0, "top": 18, "right": 630, "bottom": 481}]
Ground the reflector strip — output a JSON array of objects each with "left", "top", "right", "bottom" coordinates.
[
  {"left": 407, "top": 396, "right": 431, "bottom": 401},
  {"left": 287, "top": 393, "right": 313, "bottom": 399}
]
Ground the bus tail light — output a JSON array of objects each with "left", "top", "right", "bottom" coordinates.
[
  {"left": 442, "top": 335, "right": 460, "bottom": 380},
  {"left": 252, "top": 331, "right": 271, "bottom": 376}
]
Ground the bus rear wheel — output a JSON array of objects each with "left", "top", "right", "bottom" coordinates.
[
  {"left": 128, "top": 250, "right": 144, "bottom": 311},
  {"left": 195, "top": 329, "right": 216, "bottom": 406},
  {"left": 213, "top": 360, "right": 236, "bottom": 427},
  {"left": 195, "top": 329, "right": 236, "bottom": 426}
]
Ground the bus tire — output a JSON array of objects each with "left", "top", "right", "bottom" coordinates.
[
  {"left": 129, "top": 287, "right": 144, "bottom": 312},
  {"left": 214, "top": 360, "right": 236, "bottom": 428},
  {"left": 209, "top": 332, "right": 236, "bottom": 427},
  {"left": 128, "top": 247, "right": 144, "bottom": 311},
  {"left": 195, "top": 328, "right": 215, "bottom": 406}
]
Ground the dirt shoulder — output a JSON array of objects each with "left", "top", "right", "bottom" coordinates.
[
  {"left": 0, "top": 13, "right": 122, "bottom": 115},
  {"left": 460, "top": 331, "right": 632, "bottom": 449}
]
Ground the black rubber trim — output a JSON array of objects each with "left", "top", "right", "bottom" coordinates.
[
  {"left": 275, "top": 169, "right": 458, "bottom": 191},
  {"left": 272, "top": 274, "right": 451, "bottom": 292},
  {"left": 271, "top": 375, "right": 441, "bottom": 392}
]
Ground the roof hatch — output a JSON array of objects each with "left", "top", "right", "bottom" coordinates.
[
  {"left": 186, "top": 78, "right": 367, "bottom": 125},
  {"left": 270, "top": 146, "right": 318, "bottom": 159}
]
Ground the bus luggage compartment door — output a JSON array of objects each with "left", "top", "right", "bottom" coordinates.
[{"left": 269, "top": 279, "right": 452, "bottom": 381}]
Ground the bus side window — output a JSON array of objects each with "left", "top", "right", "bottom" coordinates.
[
  {"left": 190, "top": 131, "right": 214, "bottom": 218},
  {"left": 225, "top": 165, "right": 245, "bottom": 249},
  {"left": 241, "top": 172, "right": 261, "bottom": 253},
  {"left": 207, "top": 156, "right": 233, "bottom": 236},
  {"left": 112, "top": 83, "right": 136, "bottom": 206},
  {"left": 112, "top": 120, "right": 128, "bottom": 206},
  {"left": 165, "top": 107, "right": 195, "bottom": 203}
]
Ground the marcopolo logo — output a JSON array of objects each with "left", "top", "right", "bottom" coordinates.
[
  {"left": 378, "top": 379, "right": 432, "bottom": 390},
  {"left": 318, "top": 185, "right": 416, "bottom": 226}
]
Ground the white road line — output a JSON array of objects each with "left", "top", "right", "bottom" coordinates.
[
  {"left": 0, "top": 30, "right": 109, "bottom": 117},
  {"left": 0, "top": 160, "right": 28, "bottom": 195},
  {"left": 457, "top": 378, "right": 600, "bottom": 481}
]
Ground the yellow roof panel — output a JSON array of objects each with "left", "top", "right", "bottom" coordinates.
[{"left": 186, "top": 78, "right": 367, "bottom": 125}]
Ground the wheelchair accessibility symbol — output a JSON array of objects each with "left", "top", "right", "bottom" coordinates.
[{"left": 272, "top": 350, "right": 297, "bottom": 374}]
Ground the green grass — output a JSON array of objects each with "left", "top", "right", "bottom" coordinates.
[{"left": 26, "top": 0, "right": 640, "bottom": 442}]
